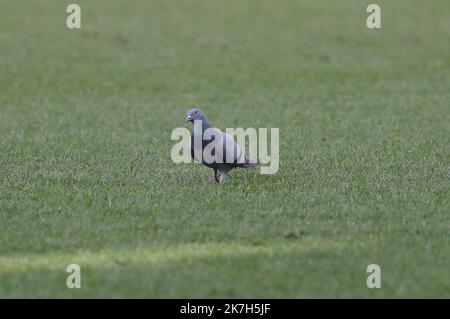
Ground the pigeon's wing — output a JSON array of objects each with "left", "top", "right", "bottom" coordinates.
[
  {"left": 222, "top": 132, "right": 257, "bottom": 167},
  {"left": 191, "top": 127, "right": 256, "bottom": 167},
  {"left": 223, "top": 132, "right": 247, "bottom": 165},
  {"left": 210, "top": 131, "right": 247, "bottom": 166}
]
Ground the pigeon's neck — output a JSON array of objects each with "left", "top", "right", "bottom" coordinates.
[
  {"left": 192, "top": 119, "right": 212, "bottom": 133},
  {"left": 202, "top": 119, "right": 212, "bottom": 131}
]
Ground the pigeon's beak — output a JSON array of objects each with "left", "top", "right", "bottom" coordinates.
[{"left": 186, "top": 115, "right": 192, "bottom": 123}]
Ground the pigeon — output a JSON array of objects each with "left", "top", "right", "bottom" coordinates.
[{"left": 186, "top": 108, "right": 256, "bottom": 183}]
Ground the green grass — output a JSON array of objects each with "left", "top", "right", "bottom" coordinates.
[{"left": 0, "top": 0, "right": 449, "bottom": 298}]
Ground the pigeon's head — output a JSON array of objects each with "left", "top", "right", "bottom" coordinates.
[{"left": 186, "top": 108, "right": 207, "bottom": 123}]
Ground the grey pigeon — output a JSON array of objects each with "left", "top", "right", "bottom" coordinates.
[{"left": 186, "top": 108, "right": 256, "bottom": 183}]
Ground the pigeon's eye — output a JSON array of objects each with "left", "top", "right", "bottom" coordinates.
[{"left": 194, "top": 110, "right": 198, "bottom": 114}]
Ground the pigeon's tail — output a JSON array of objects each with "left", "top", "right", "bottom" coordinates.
[
  {"left": 239, "top": 162, "right": 257, "bottom": 168},
  {"left": 238, "top": 154, "right": 257, "bottom": 168}
]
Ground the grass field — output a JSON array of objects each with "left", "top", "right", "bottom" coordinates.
[{"left": 0, "top": 0, "right": 449, "bottom": 298}]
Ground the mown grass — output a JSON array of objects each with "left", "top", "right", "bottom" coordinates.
[{"left": 0, "top": 0, "right": 449, "bottom": 297}]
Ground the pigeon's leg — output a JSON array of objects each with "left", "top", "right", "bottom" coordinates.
[
  {"left": 213, "top": 169, "right": 220, "bottom": 183},
  {"left": 218, "top": 168, "right": 230, "bottom": 184}
]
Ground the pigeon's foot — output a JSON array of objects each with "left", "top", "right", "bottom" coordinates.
[
  {"left": 213, "top": 168, "right": 228, "bottom": 184},
  {"left": 218, "top": 172, "right": 228, "bottom": 184}
]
